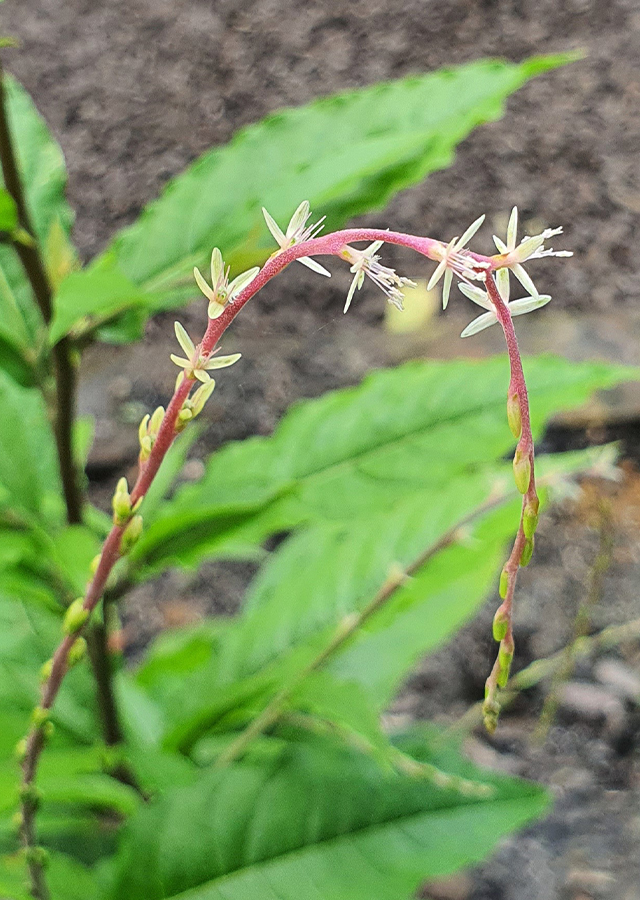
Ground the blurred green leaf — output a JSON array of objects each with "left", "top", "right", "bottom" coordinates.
[
  {"left": 0, "top": 369, "right": 62, "bottom": 521},
  {"left": 96, "top": 54, "right": 573, "bottom": 339},
  {"left": 49, "top": 263, "right": 153, "bottom": 345},
  {"left": 104, "top": 733, "right": 548, "bottom": 900},
  {"left": 0, "top": 187, "right": 17, "bottom": 232},
  {"left": 0, "top": 75, "right": 75, "bottom": 360},
  {"left": 132, "top": 355, "right": 639, "bottom": 575}
]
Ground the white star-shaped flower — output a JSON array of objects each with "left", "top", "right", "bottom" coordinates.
[
  {"left": 492, "top": 206, "right": 572, "bottom": 300},
  {"left": 427, "top": 214, "right": 489, "bottom": 310},
  {"left": 170, "top": 321, "right": 241, "bottom": 382},
  {"left": 194, "top": 248, "right": 260, "bottom": 319},
  {"left": 262, "top": 200, "right": 331, "bottom": 277},
  {"left": 343, "top": 241, "right": 416, "bottom": 313}
]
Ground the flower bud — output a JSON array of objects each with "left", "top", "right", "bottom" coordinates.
[
  {"left": 120, "top": 514, "right": 143, "bottom": 554},
  {"left": 492, "top": 606, "right": 509, "bottom": 642},
  {"left": 68, "top": 637, "right": 87, "bottom": 667},
  {"left": 523, "top": 498, "right": 539, "bottom": 539},
  {"left": 506, "top": 391, "right": 522, "bottom": 439},
  {"left": 24, "top": 846, "right": 49, "bottom": 869},
  {"left": 498, "top": 566, "right": 509, "bottom": 600},
  {"left": 63, "top": 598, "right": 89, "bottom": 635},
  {"left": 520, "top": 537, "right": 534, "bottom": 567},
  {"left": 149, "top": 405, "right": 165, "bottom": 435},
  {"left": 14, "top": 738, "right": 27, "bottom": 762},
  {"left": 482, "top": 697, "right": 500, "bottom": 734},
  {"left": 190, "top": 380, "right": 216, "bottom": 417},
  {"left": 497, "top": 644, "right": 514, "bottom": 688},
  {"left": 39, "top": 659, "right": 53, "bottom": 683},
  {"left": 31, "top": 707, "right": 49, "bottom": 729},
  {"left": 112, "top": 476, "right": 132, "bottom": 525},
  {"left": 89, "top": 553, "right": 102, "bottom": 575},
  {"left": 19, "top": 783, "right": 42, "bottom": 809},
  {"left": 512, "top": 447, "right": 531, "bottom": 494}
]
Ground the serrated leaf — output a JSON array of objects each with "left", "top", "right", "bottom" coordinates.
[
  {"left": 104, "top": 733, "right": 549, "bottom": 900},
  {"left": 95, "top": 54, "right": 573, "bottom": 338},
  {"left": 132, "top": 355, "right": 640, "bottom": 575}
]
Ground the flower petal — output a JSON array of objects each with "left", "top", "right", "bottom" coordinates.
[
  {"left": 208, "top": 300, "right": 226, "bottom": 319},
  {"left": 170, "top": 354, "right": 191, "bottom": 369},
  {"left": 193, "top": 267, "right": 214, "bottom": 302},
  {"left": 492, "top": 234, "right": 508, "bottom": 254},
  {"left": 344, "top": 274, "right": 359, "bottom": 313},
  {"left": 506, "top": 207, "right": 518, "bottom": 250},
  {"left": 509, "top": 294, "right": 552, "bottom": 317},
  {"left": 496, "top": 267, "right": 510, "bottom": 302},
  {"left": 460, "top": 310, "right": 498, "bottom": 337},
  {"left": 262, "top": 207, "right": 286, "bottom": 247},
  {"left": 286, "top": 201, "right": 310, "bottom": 239},
  {"left": 228, "top": 266, "right": 260, "bottom": 300},
  {"left": 512, "top": 263, "right": 539, "bottom": 299},
  {"left": 193, "top": 368, "right": 211, "bottom": 383},
  {"left": 427, "top": 257, "right": 447, "bottom": 291},
  {"left": 204, "top": 352, "right": 242, "bottom": 370},
  {"left": 458, "top": 283, "right": 493, "bottom": 310},
  {"left": 297, "top": 256, "right": 331, "bottom": 277},
  {"left": 442, "top": 268, "right": 453, "bottom": 310},
  {"left": 174, "top": 321, "right": 195, "bottom": 358},
  {"left": 457, "top": 214, "right": 485, "bottom": 249},
  {"left": 210, "top": 248, "right": 224, "bottom": 288}
]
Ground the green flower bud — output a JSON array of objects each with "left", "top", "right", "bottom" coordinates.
[
  {"left": 39, "top": 659, "right": 53, "bottom": 683},
  {"left": 190, "top": 380, "right": 216, "bottom": 417},
  {"left": 31, "top": 707, "right": 49, "bottom": 729},
  {"left": 482, "top": 697, "right": 500, "bottom": 734},
  {"left": 68, "top": 637, "right": 87, "bottom": 667},
  {"left": 520, "top": 537, "right": 534, "bottom": 567},
  {"left": 512, "top": 447, "right": 531, "bottom": 494},
  {"left": 492, "top": 607, "right": 509, "bottom": 642},
  {"left": 11, "top": 810, "right": 23, "bottom": 831},
  {"left": 43, "top": 721, "right": 55, "bottom": 740},
  {"left": 120, "top": 514, "right": 143, "bottom": 554},
  {"left": 149, "top": 405, "right": 165, "bottom": 435},
  {"left": 497, "top": 645, "right": 514, "bottom": 688},
  {"left": 19, "top": 784, "right": 42, "bottom": 809},
  {"left": 112, "top": 476, "right": 132, "bottom": 525},
  {"left": 506, "top": 391, "right": 522, "bottom": 439},
  {"left": 63, "top": 598, "right": 89, "bottom": 635},
  {"left": 498, "top": 566, "right": 509, "bottom": 600},
  {"left": 523, "top": 498, "right": 540, "bottom": 539},
  {"left": 24, "top": 846, "right": 49, "bottom": 868},
  {"left": 89, "top": 553, "right": 102, "bottom": 575},
  {"left": 14, "top": 738, "right": 27, "bottom": 762}
]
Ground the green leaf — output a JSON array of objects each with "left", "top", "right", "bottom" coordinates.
[
  {"left": 133, "top": 355, "right": 639, "bottom": 574},
  {"left": 0, "top": 75, "right": 75, "bottom": 354},
  {"left": 49, "top": 263, "right": 154, "bottom": 345},
  {"left": 105, "top": 733, "right": 549, "bottom": 900},
  {"left": 0, "top": 187, "right": 17, "bottom": 232},
  {"left": 0, "top": 368, "right": 62, "bottom": 520},
  {"left": 96, "top": 54, "right": 572, "bottom": 336}
]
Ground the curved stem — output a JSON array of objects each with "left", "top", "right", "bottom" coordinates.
[{"left": 15, "top": 223, "right": 523, "bottom": 895}]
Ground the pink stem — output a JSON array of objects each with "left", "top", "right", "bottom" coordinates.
[{"left": 17, "top": 226, "right": 512, "bottom": 894}]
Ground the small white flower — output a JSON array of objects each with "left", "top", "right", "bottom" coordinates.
[
  {"left": 493, "top": 207, "right": 572, "bottom": 300},
  {"left": 458, "top": 282, "right": 551, "bottom": 338},
  {"left": 427, "top": 215, "right": 489, "bottom": 310},
  {"left": 262, "top": 200, "right": 331, "bottom": 277},
  {"left": 170, "top": 321, "right": 241, "bottom": 382},
  {"left": 194, "top": 248, "right": 260, "bottom": 319},
  {"left": 342, "top": 241, "right": 416, "bottom": 313}
]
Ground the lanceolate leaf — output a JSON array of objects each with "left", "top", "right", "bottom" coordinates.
[
  {"left": 96, "top": 54, "right": 573, "bottom": 333},
  {"left": 105, "top": 734, "right": 549, "bottom": 900},
  {"left": 131, "top": 355, "right": 639, "bottom": 574}
]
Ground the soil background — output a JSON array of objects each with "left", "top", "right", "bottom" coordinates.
[{"left": 3, "top": 1, "right": 640, "bottom": 899}]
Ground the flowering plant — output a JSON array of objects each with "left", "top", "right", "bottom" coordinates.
[{"left": 1, "top": 46, "right": 631, "bottom": 900}]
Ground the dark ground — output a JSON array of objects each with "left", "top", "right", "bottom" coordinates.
[{"left": 3, "top": 1, "right": 640, "bottom": 898}]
